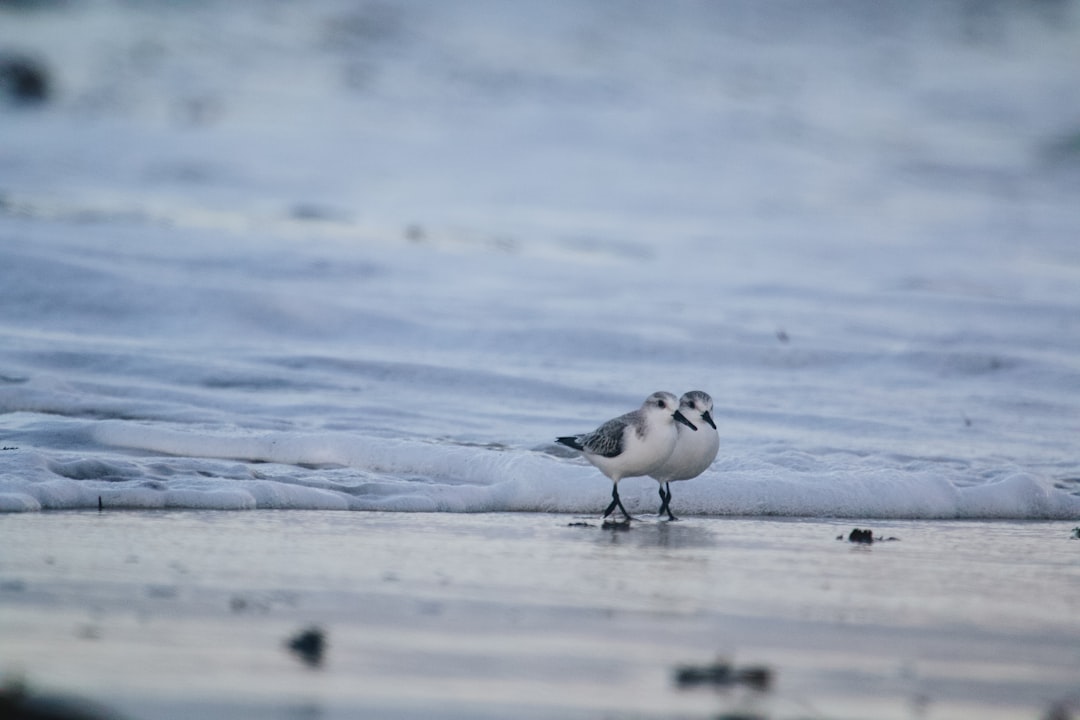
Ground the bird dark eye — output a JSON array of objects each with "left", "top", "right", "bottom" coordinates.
[
  {"left": 657, "top": 400, "right": 666, "bottom": 409},
  {"left": 687, "top": 402, "right": 696, "bottom": 410}
]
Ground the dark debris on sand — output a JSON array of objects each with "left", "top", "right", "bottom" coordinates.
[
  {"left": 847, "top": 528, "right": 875, "bottom": 544},
  {"left": 567, "top": 519, "right": 633, "bottom": 531},
  {"left": 286, "top": 626, "right": 326, "bottom": 668},
  {"left": 0, "top": 53, "right": 50, "bottom": 104},
  {"left": 0, "top": 677, "right": 127, "bottom": 720},
  {"left": 838, "top": 528, "right": 900, "bottom": 544},
  {"left": 673, "top": 659, "right": 773, "bottom": 692}
]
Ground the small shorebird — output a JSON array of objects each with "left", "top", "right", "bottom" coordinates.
[
  {"left": 556, "top": 391, "right": 697, "bottom": 522},
  {"left": 649, "top": 390, "right": 719, "bottom": 520}
]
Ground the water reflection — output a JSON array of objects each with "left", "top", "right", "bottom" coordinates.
[{"left": 598, "top": 518, "right": 717, "bottom": 549}]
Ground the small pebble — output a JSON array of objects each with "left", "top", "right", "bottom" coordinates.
[
  {"left": 287, "top": 626, "right": 326, "bottom": 668},
  {"left": 674, "top": 659, "right": 773, "bottom": 692},
  {"left": 848, "top": 528, "right": 874, "bottom": 544}
]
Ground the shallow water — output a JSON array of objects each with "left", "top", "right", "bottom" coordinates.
[
  {"left": 1, "top": 511, "right": 1078, "bottom": 719},
  {"left": 2, "top": 1, "right": 1080, "bottom": 517}
]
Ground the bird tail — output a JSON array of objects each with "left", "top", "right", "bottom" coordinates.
[{"left": 555, "top": 435, "right": 584, "bottom": 451}]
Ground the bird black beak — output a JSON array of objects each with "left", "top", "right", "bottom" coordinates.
[
  {"left": 702, "top": 410, "right": 716, "bottom": 430},
  {"left": 673, "top": 409, "right": 697, "bottom": 431}
]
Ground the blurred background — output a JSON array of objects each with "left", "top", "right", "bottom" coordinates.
[
  {"left": 3, "top": 0, "right": 1078, "bottom": 253},
  {"left": 1, "top": 0, "right": 1079, "bottom": 515}
]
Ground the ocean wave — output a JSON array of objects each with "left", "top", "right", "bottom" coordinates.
[
  {"left": 1, "top": 0, "right": 1078, "bottom": 525},
  {"left": 1, "top": 423, "right": 1077, "bottom": 519}
]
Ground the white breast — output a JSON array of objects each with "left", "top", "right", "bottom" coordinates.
[{"left": 650, "top": 423, "right": 719, "bottom": 482}]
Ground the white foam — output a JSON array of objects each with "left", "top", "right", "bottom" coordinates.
[
  {"left": 2, "top": 423, "right": 1077, "bottom": 519},
  {"left": 0, "top": 492, "right": 41, "bottom": 512}
]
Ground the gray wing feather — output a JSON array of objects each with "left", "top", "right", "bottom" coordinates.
[{"left": 578, "top": 416, "right": 629, "bottom": 458}]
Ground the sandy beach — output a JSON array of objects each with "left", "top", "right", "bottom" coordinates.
[{"left": 1, "top": 511, "right": 1077, "bottom": 719}]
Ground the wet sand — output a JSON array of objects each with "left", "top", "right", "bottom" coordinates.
[{"left": 1, "top": 511, "right": 1078, "bottom": 719}]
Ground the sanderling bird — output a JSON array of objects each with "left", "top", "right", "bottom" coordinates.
[
  {"left": 649, "top": 390, "right": 719, "bottom": 520},
  {"left": 556, "top": 391, "right": 697, "bottom": 522}
]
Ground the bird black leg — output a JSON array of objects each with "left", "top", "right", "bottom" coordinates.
[
  {"left": 604, "top": 484, "right": 633, "bottom": 523},
  {"left": 659, "top": 483, "right": 677, "bottom": 521}
]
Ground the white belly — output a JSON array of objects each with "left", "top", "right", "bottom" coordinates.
[
  {"left": 587, "top": 423, "right": 678, "bottom": 482},
  {"left": 650, "top": 424, "right": 719, "bottom": 482}
]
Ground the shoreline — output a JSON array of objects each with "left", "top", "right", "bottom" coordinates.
[{"left": 2, "top": 511, "right": 1078, "bottom": 719}]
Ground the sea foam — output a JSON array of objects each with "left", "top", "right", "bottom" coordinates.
[
  {"left": 2, "top": 422, "right": 1077, "bottom": 519},
  {"left": 1, "top": 1, "right": 1078, "bottom": 521}
]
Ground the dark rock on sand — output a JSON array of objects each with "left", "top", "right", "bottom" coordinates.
[
  {"left": 673, "top": 659, "right": 773, "bottom": 692},
  {"left": 287, "top": 626, "right": 326, "bottom": 668},
  {"left": 0, "top": 678, "right": 127, "bottom": 720},
  {"left": 0, "top": 54, "right": 50, "bottom": 104},
  {"left": 848, "top": 528, "right": 875, "bottom": 544},
  {"left": 838, "top": 528, "right": 900, "bottom": 544}
]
